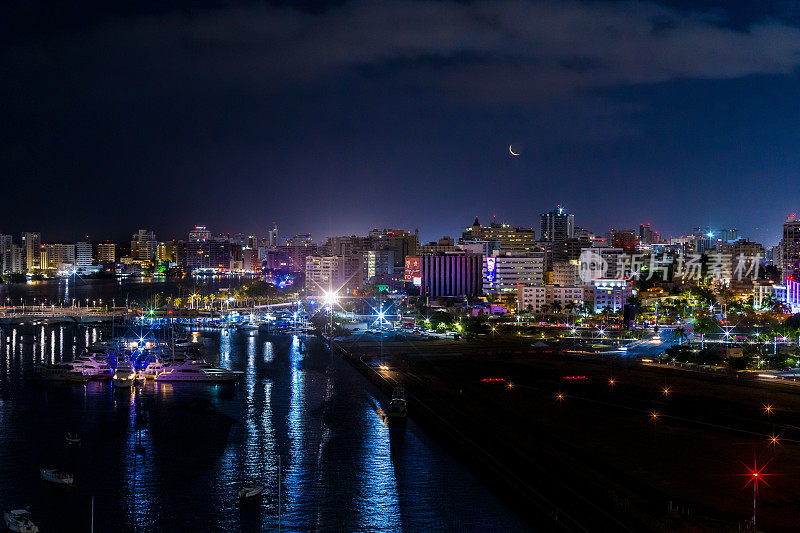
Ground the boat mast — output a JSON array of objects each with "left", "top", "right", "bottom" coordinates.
[{"left": 278, "top": 454, "right": 282, "bottom": 532}]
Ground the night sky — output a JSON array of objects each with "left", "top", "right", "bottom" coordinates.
[{"left": 3, "top": 1, "right": 800, "bottom": 245}]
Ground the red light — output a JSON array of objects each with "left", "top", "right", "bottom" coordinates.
[
  {"left": 562, "top": 375, "right": 588, "bottom": 380},
  {"left": 481, "top": 378, "right": 506, "bottom": 383}
]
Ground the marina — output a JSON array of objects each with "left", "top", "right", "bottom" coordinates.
[{"left": 0, "top": 316, "right": 526, "bottom": 531}]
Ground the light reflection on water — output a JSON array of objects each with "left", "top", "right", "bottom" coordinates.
[{"left": 0, "top": 323, "right": 528, "bottom": 532}]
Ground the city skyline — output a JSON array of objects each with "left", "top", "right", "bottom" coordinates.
[{"left": 3, "top": 1, "right": 800, "bottom": 244}]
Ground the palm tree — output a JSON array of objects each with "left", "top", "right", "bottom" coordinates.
[
  {"left": 671, "top": 326, "right": 688, "bottom": 345},
  {"left": 551, "top": 300, "right": 563, "bottom": 316}
]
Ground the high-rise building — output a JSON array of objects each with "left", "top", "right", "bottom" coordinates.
[
  {"left": 609, "top": 229, "right": 637, "bottom": 252},
  {"left": 76, "top": 242, "right": 93, "bottom": 267},
  {"left": 40, "top": 243, "right": 75, "bottom": 269},
  {"left": 305, "top": 255, "right": 362, "bottom": 294},
  {"left": 10, "top": 245, "right": 24, "bottom": 273},
  {"left": 157, "top": 241, "right": 176, "bottom": 263},
  {"left": 131, "top": 229, "right": 157, "bottom": 261},
  {"left": 368, "top": 228, "right": 419, "bottom": 273},
  {"left": 459, "top": 219, "right": 537, "bottom": 254},
  {"left": 638, "top": 223, "right": 661, "bottom": 245},
  {"left": 539, "top": 207, "right": 574, "bottom": 243},
  {"left": 362, "top": 250, "right": 395, "bottom": 283},
  {"left": 0, "top": 234, "right": 12, "bottom": 273},
  {"left": 189, "top": 226, "right": 211, "bottom": 242},
  {"left": 781, "top": 214, "right": 800, "bottom": 282},
  {"left": 268, "top": 223, "right": 279, "bottom": 248},
  {"left": 97, "top": 243, "right": 116, "bottom": 263},
  {"left": 176, "top": 240, "right": 232, "bottom": 272},
  {"left": 21, "top": 232, "right": 41, "bottom": 271}
]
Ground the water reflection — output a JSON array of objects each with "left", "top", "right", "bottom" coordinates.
[{"left": 0, "top": 324, "right": 526, "bottom": 532}]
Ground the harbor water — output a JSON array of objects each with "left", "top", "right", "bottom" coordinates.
[{"left": 0, "top": 317, "right": 527, "bottom": 531}]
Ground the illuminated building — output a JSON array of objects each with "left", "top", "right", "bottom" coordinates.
[
  {"left": 638, "top": 223, "right": 661, "bottom": 245},
  {"left": 539, "top": 206, "right": 574, "bottom": 243},
  {"left": 418, "top": 236, "right": 457, "bottom": 254},
  {"left": 76, "top": 242, "right": 93, "bottom": 267},
  {"left": 552, "top": 260, "right": 581, "bottom": 286},
  {"left": 419, "top": 252, "right": 482, "bottom": 298},
  {"left": 40, "top": 243, "right": 75, "bottom": 270},
  {"left": 176, "top": 240, "right": 232, "bottom": 272},
  {"left": 608, "top": 229, "right": 637, "bottom": 252},
  {"left": 780, "top": 214, "right": 800, "bottom": 282},
  {"left": 368, "top": 228, "right": 419, "bottom": 273},
  {"left": 157, "top": 241, "right": 176, "bottom": 263},
  {"left": 0, "top": 234, "right": 12, "bottom": 273},
  {"left": 131, "top": 229, "right": 157, "bottom": 261},
  {"left": 305, "top": 255, "right": 362, "bottom": 294},
  {"left": 483, "top": 252, "right": 545, "bottom": 296},
  {"left": 460, "top": 218, "right": 537, "bottom": 254},
  {"left": 324, "top": 235, "right": 370, "bottom": 256},
  {"left": 591, "top": 279, "right": 632, "bottom": 313},
  {"left": 362, "top": 250, "right": 394, "bottom": 283},
  {"left": 268, "top": 222, "right": 279, "bottom": 247},
  {"left": 97, "top": 243, "right": 116, "bottom": 263},
  {"left": 21, "top": 232, "right": 41, "bottom": 271},
  {"left": 188, "top": 226, "right": 211, "bottom": 242},
  {"left": 517, "top": 285, "right": 585, "bottom": 312}
]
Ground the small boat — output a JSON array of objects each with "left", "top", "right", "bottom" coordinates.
[
  {"left": 4, "top": 508, "right": 39, "bottom": 533},
  {"left": 386, "top": 387, "right": 407, "bottom": 418},
  {"left": 65, "top": 431, "right": 81, "bottom": 445},
  {"left": 238, "top": 481, "right": 265, "bottom": 499},
  {"left": 39, "top": 468, "right": 73, "bottom": 485}
]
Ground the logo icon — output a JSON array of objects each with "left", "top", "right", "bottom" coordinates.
[{"left": 579, "top": 250, "right": 607, "bottom": 283}]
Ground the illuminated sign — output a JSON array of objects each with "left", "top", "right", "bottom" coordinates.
[
  {"left": 413, "top": 276, "right": 422, "bottom": 286},
  {"left": 486, "top": 257, "right": 496, "bottom": 282},
  {"left": 404, "top": 256, "right": 420, "bottom": 283}
]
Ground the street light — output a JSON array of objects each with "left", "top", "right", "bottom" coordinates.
[{"left": 741, "top": 457, "right": 772, "bottom": 531}]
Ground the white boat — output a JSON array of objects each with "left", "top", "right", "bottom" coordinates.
[
  {"left": 65, "top": 431, "right": 81, "bottom": 445},
  {"left": 238, "top": 481, "right": 265, "bottom": 499},
  {"left": 112, "top": 362, "right": 137, "bottom": 388},
  {"left": 4, "top": 509, "right": 39, "bottom": 533},
  {"left": 40, "top": 468, "right": 73, "bottom": 485},
  {"left": 154, "top": 360, "right": 239, "bottom": 382},
  {"left": 139, "top": 360, "right": 169, "bottom": 380},
  {"left": 69, "top": 354, "right": 112, "bottom": 379},
  {"left": 236, "top": 322, "right": 259, "bottom": 331}
]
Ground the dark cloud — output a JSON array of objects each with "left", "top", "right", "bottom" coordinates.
[{"left": 5, "top": 1, "right": 800, "bottom": 102}]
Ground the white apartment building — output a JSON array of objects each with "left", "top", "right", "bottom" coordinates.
[
  {"left": 305, "top": 255, "right": 362, "bottom": 295},
  {"left": 76, "top": 242, "right": 93, "bottom": 267},
  {"left": 484, "top": 252, "right": 545, "bottom": 295},
  {"left": 517, "top": 285, "right": 586, "bottom": 312}
]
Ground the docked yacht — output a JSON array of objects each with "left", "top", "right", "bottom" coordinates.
[
  {"left": 138, "top": 359, "right": 175, "bottom": 380},
  {"left": 69, "top": 354, "right": 111, "bottom": 379},
  {"left": 154, "top": 360, "right": 239, "bottom": 382},
  {"left": 112, "top": 361, "right": 138, "bottom": 388},
  {"left": 4, "top": 509, "right": 39, "bottom": 533}
]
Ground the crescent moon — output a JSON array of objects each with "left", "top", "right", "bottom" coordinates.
[{"left": 509, "top": 145, "right": 519, "bottom": 156}]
